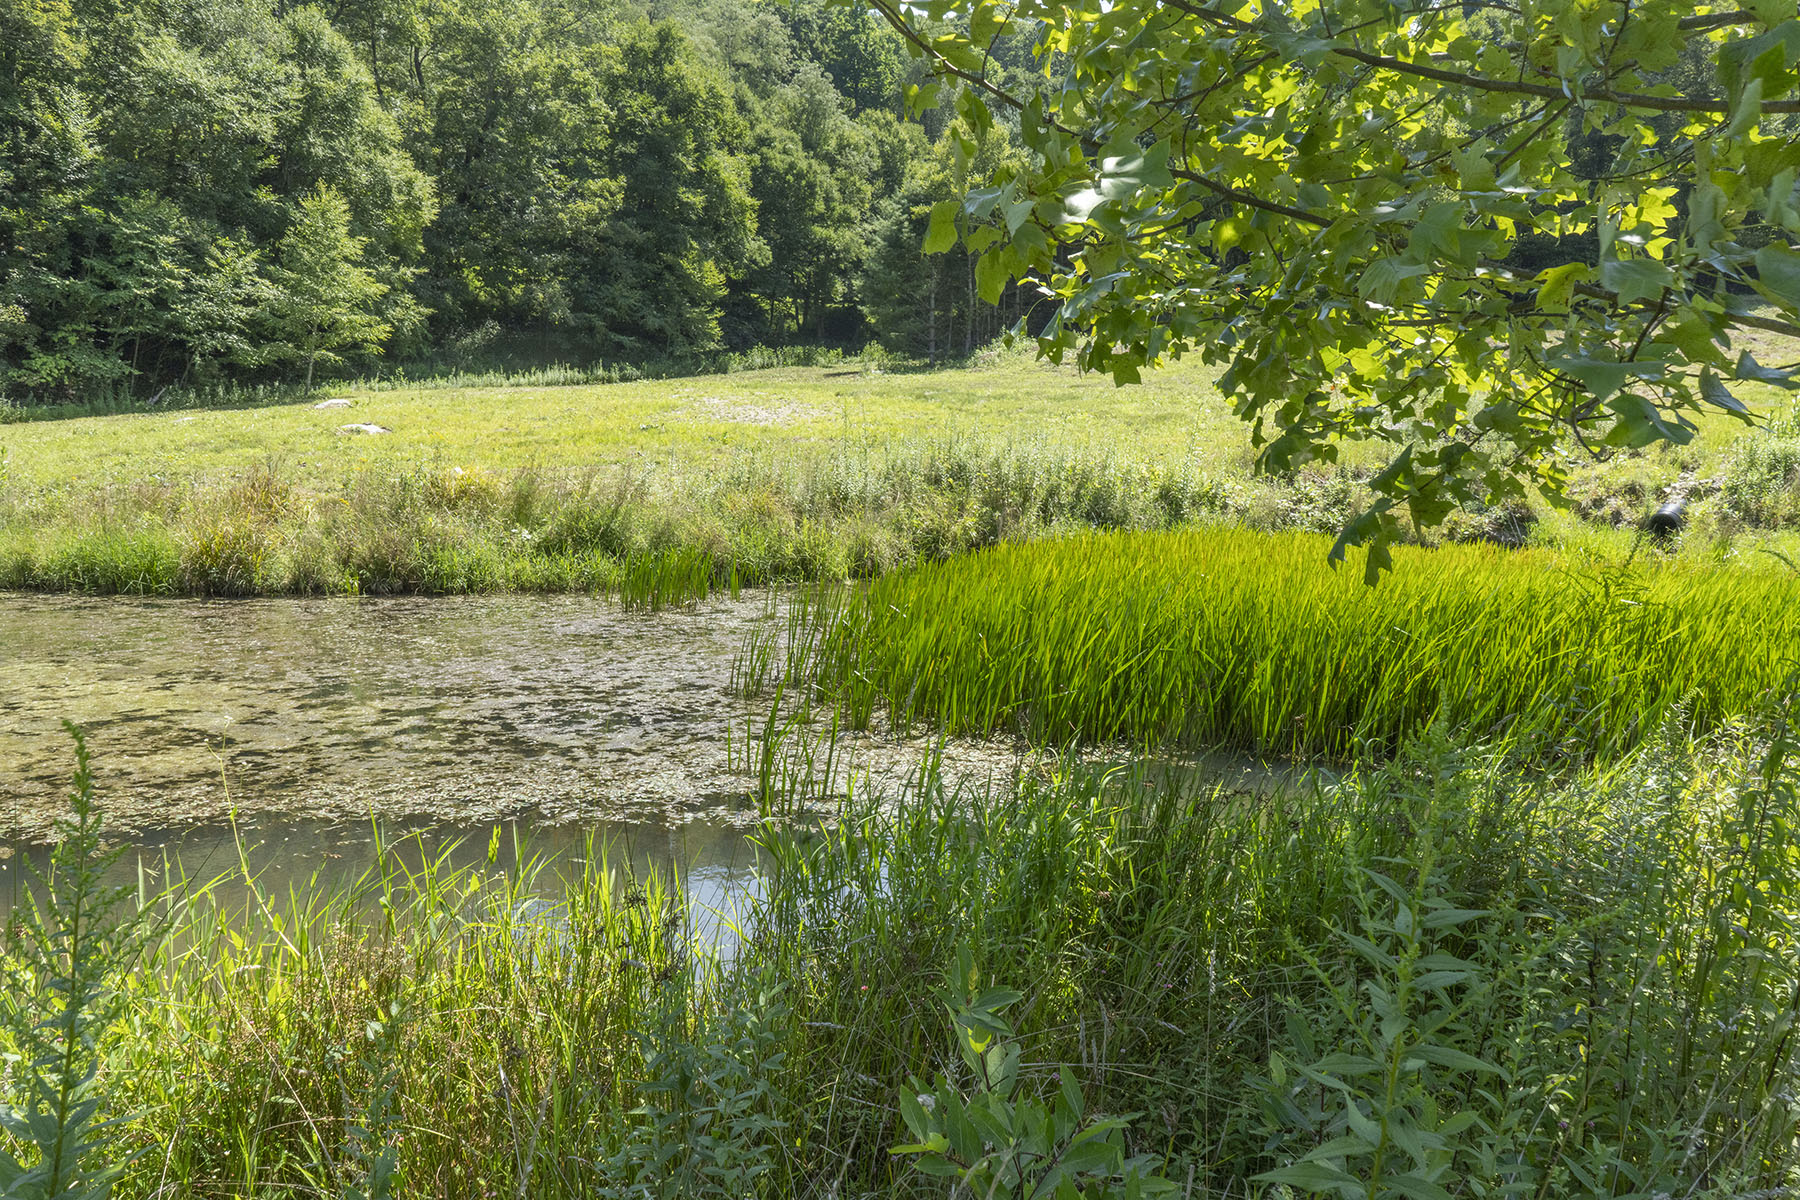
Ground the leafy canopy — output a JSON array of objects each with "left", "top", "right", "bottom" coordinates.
[{"left": 868, "top": 0, "right": 1800, "bottom": 576}]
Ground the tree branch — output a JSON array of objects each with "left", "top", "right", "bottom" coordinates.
[
  {"left": 1169, "top": 168, "right": 1332, "bottom": 227},
  {"left": 1332, "top": 47, "right": 1800, "bottom": 114},
  {"left": 1677, "top": 9, "right": 1758, "bottom": 30}
]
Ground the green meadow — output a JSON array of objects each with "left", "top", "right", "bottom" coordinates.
[{"left": 5, "top": 351, "right": 1800, "bottom": 598}]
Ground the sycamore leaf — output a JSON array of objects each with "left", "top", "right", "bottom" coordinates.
[
  {"left": 1357, "top": 258, "right": 1432, "bottom": 303},
  {"left": 1097, "top": 142, "right": 1173, "bottom": 201},
  {"left": 1737, "top": 350, "right": 1800, "bottom": 389},
  {"left": 1605, "top": 393, "right": 1693, "bottom": 447},
  {"left": 975, "top": 251, "right": 1011, "bottom": 304},
  {"left": 1550, "top": 354, "right": 1652, "bottom": 399},
  {"left": 1535, "top": 262, "right": 1587, "bottom": 313},
  {"left": 1328, "top": 500, "right": 1395, "bottom": 586},
  {"left": 1700, "top": 369, "right": 1751, "bottom": 415}
]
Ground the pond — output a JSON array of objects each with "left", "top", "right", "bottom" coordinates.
[
  {"left": 0, "top": 591, "right": 1021, "bottom": 915},
  {"left": 0, "top": 590, "right": 1303, "bottom": 919}
]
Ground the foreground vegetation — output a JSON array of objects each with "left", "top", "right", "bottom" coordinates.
[{"left": 5, "top": 708, "right": 1799, "bottom": 1197}]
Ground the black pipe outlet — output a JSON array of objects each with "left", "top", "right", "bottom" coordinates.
[{"left": 1646, "top": 497, "right": 1687, "bottom": 538}]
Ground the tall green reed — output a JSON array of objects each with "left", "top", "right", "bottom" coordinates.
[{"left": 756, "top": 527, "right": 1800, "bottom": 760}]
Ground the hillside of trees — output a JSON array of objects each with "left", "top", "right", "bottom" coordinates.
[{"left": 0, "top": 0, "right": 1043, "bottom": 401}]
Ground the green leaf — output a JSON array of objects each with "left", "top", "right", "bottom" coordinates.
[
  {"left": 1605, "top": 393, "right": 1694, "bottom": 448},
  {"left": 1419, "top": 906, "right": 1488, "bottom": 929},
  {"left": 1700, "top": 369, "right": 1751, "bottom": 415},
  {"left": 1550, "top": 354, "right": 1644, "bottom": 400},
  {"left": 1384, "top": 1174, "right": 1455, "bottom": 1200},
  {"left": 1736, "top": 350, "right": 1800, "bottom": 389},
  {"left": 1061, "top": 1137, "right": 1120, "bottom": 1173},
  {"left": 1059, "top": 1067, "right": 1085, "bottom": 1123},
  {"left": 1097, "top": 142, "right": 1173, "bottom": 201},
  {"left": 1255, "top": 1160, "right": 1361, "bottom": 1192},
  {"left": 1357, "top": 258, "right": 1432, "bottom": 303},
  {"left": 924, "top": 201, "right": 961, "bottom": 254},
  {"left": 1535, "top": 262, "right": 1586, "bottom": 313},
  {"left": 898, "top": 1089, "right": 932, "bottom": 1140},
  {"left": 1755, "top": 243, "right": 1800, "bottom": 311},
  {"left": 1409, "top": 1043, "right": 1508, "bottom": 1076},
  {"left": 975, "top": 251, "right": 1011, "bottom": 305},
  {"left": 1600, "top": 257, "right": 1672, "bottom": 307},
  {"left": 1328, "top": 500, "right": 1395, "bottom": 586},
  {"left": 972, "top": 987, "right": 1022, "bottom": 1011}
]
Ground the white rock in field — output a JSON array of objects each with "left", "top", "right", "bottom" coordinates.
[
  {"left": 338, "top": 422, "right": 391, "bottom": 435},
  {"left": 314, "top": 397, "right": 353, "bottom": 409}
]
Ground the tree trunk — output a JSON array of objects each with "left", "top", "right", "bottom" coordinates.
[
  {"left": 927, "top": 261, "right": 939, "bottom": 363},
  {"left": 304, "top": 349, "right": 316, "bottom": 392},
  {"left": 965, "top": 253, "right": 975, "bottom": 356}
]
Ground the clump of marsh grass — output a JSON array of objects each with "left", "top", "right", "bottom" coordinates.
[
  {"left": 753, "top": 527, "right": 1800, "bottom": 760},
  {"left": 0, "top": 440, "right": 1244, "bottom": 599}
]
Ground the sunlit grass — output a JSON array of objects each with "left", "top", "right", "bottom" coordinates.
[{"left": 757, "top": 528, "right": 1800, "bottom": 759}]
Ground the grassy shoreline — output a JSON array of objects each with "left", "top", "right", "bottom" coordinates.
[
  {"left": 0, "top": 440, "right": 1243, "bottom": 599},
  {"left": 8, "top": 357, "right": 1800, "bottom": 599}
]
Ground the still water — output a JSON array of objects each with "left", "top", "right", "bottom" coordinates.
[{"left": 0, "top": 591, "right": 1019, "bottom": 910}]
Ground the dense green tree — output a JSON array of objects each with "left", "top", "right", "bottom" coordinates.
[
  {"left": 738, "top": 64, "right": 878, "bottom": 340},
  {"left": 405, "top": 0, "right": 620, "bottom": 343},
  {"left": 862, "top": 112, "right": 1032, "bottom": 358},
  {"left": 775, "top": 2, "right": 907, "bottom": 115},
  {"left": 0, "top": 0, "right": 959, "bottom": 396},
  {"left": 575, "top": 21, "right": 762, "bottom": 355},
  {"left": 0, "top": 0, "right": 430, "bottom": 395},
  {"left": 0, "top": 0, "right": 107, "bottom": 394},
  {"left": 269, "top": 184, "right": 391, "bottom": 389}
]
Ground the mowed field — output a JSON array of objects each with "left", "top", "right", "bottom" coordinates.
[
  {"left": 1, "top": 356, "right": 1249, "bottom": 489},
  {"left": 6, "top": 338, "right": 1791, "bottom": 489}
]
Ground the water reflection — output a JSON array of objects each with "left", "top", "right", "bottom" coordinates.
[{"left": 0, "top": 813, "right": 766, "bottom": 957}]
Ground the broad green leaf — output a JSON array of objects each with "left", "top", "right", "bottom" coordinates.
[
  {"left": 975, "top": 252, "right": 1011, "bottom": 304},
  {"left": 1357, "top": 259, "right": 1432, "bottom": 303},
  {"left": 1097, "top": 143, "right": 1173, "bottom": 201},
  {"left": 1605, "top": 393, "right": 1693, "bottom": 448},
  {"left": 1535, "top": 262, "right": 1586, "bottom": 313},
  {"left": 924, "top": 201, "right": 961, "bottom": 254},
  {"left": 1755, "top": 243, "right": 1800, "bottom": 310},
  {"left": 1549, "top": 354, "right": 1644, "bottom": 400},
  {"left": 1600, "top": 257, "right": 1672, "bottom": 307},
  {"left": 1700, "top": 369, "right": 1751, "bottom": 415},
  {"left": 1736, "top": 350, "right": 1800, "bottom": 389}
]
